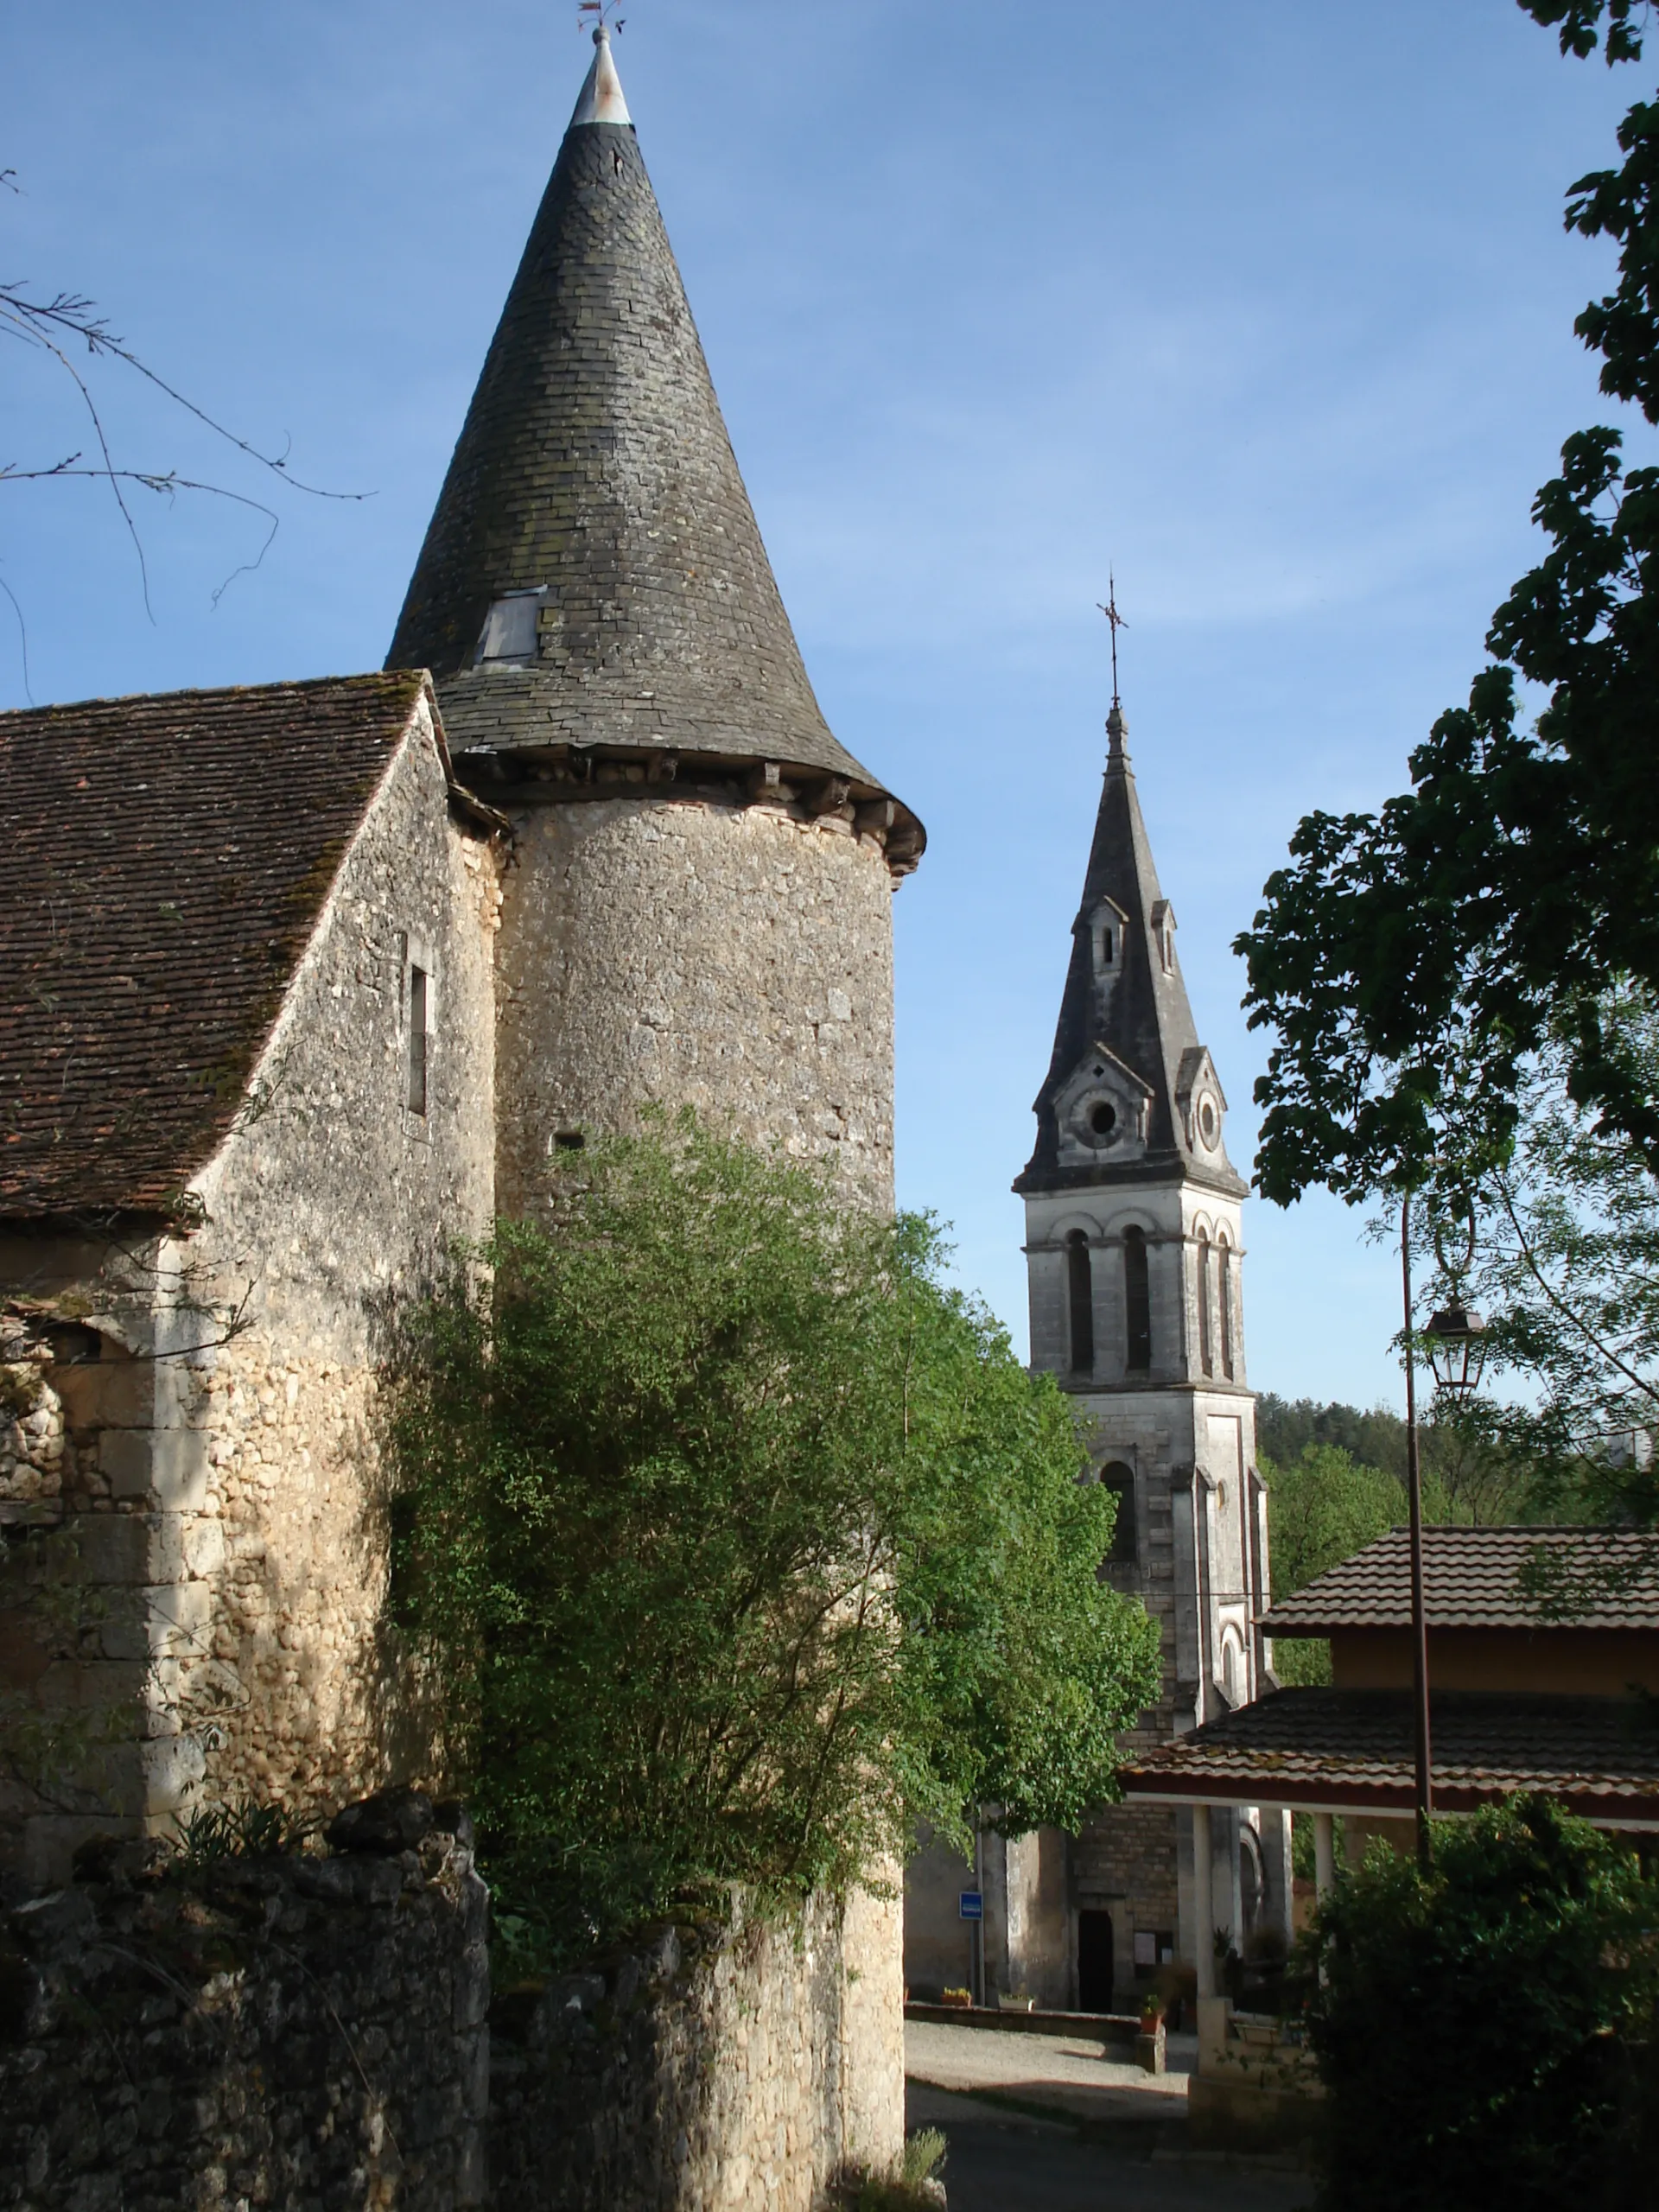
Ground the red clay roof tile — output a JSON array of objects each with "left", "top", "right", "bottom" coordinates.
[
  {"left": 1262, "top": 1525, "right": 1659, "bottom": 1637},
  {"left": 1120, "top": 1687, "right": 1659, "bottom": 1821},
  {"left": 0, "top": 673, "right": 425, "bottom": 1218}
]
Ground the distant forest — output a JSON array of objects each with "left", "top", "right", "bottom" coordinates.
[
  {"left": 1255, "top": 1393, "right": 1537, "bottom": 1529},
  {"left": 1255, "top": 1395, "right": 1563, "bottom": 1681}
]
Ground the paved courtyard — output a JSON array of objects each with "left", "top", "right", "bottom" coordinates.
[{"left": 905, "top": 2020, "right": 1316, "bottom": 2212}]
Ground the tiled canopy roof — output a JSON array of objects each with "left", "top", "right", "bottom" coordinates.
[
  {"left": 1119, "top": 1688, "right": 1659, "bottom": 1825},
  {"left": 1262, "top": 1525, "right": 1659, "bottom": 1637},
  {"left": 0, "top": 674, "right": 429, "bottom": 1219}
]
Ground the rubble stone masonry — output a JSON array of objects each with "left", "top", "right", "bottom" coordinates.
[
  {"left": 493, "top": 796, "right": 895, "bottom": 1217},
  {"left": 0, "top": 704, "right": 499, "bottom": 1881},
  {"left": 0, "top": 1804, "right": 902, "bottom": 2212}
]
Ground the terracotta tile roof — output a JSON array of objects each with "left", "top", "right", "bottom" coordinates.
[
  {"left": 1119, "top": 1688, "right": 1659, "bottom": 1823},
  {"left": 1262, "top": 1525, "right": 1659, "bottom": 1637},
  {"left": 0, "top": 673, "right": 427, "bottom": 1219}
]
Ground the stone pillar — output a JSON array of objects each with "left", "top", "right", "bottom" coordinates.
[
  {"left": 1258, "top": 1806, "right": 1295, "bottom": 1948},
  {"left": 1192, "top": 1802, "right": 1215, "bottom": 1999}
]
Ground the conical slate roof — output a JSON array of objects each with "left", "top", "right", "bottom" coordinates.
[
  {"left": 1015, "top": 703, "right": 1243, "bottom": 1197},
  {"left": 387, "top": 29, "right": 893, "bottom": 804}
]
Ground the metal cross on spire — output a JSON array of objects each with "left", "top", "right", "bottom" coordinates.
[{"left": 1096, "top": 574, "right": 1128, "bottom": 706}]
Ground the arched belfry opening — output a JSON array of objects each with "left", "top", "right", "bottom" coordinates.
[
  {"left": 1065, "top": 1230, "right": 1094, "bottom": 1375},
  {"left": 1122, "top": 1226, "right": 1151, "bottom": 1373},
  {"left": 1218, "top": 1232, "right": 1236, "bottom": 1381}
]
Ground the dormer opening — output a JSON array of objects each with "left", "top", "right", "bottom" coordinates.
[
  {"left": 474, "top": 588, "right": 548, "bottom": 666},
  {"left": 1089, "top": 899, "right": 1126, "bottom": 981},
  {"left": 1151, "top": 899, "right": 1176, "bottom": 976}
]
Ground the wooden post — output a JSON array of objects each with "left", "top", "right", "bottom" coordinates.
[{"left": 1313, "top": 1812, "right": 1336, "bottom": 1901}]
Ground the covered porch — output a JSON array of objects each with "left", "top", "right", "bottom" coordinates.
[{"left": 1118, "top": 1683, "right": 1659, "bottom": 2145}]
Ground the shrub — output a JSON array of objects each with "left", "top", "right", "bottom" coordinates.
[
  {"left": 1304, "top": 1794, "right": 1659, "bottom": 2210},
  {"left": 389, "top": 1115, "right": 1160, "bottom": 1960}
]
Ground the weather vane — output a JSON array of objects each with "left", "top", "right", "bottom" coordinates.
[
  {"left": 1096, "top": 574, "right": 1128, "bottom": 705},
  {"left": 578, "top": 0, "right": 625, "bottom": 32}
]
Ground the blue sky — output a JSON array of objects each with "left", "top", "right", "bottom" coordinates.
[{"left": 3, "top": 1, "right": 1646, "bottom": 1407}]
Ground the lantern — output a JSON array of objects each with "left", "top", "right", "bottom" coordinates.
[{"left": 1424, "top": 1303, "right": 1489, "bottom": 1396}]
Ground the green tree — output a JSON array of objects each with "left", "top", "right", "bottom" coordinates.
[
  {"left": 1413, "top": 997, "right": 1659, "bottom": 1604},
  {"left": 1263, "top": 1443, "right": 1440, "bottom": 1684},
  {"left": 389, "top": 1116, "right": 1160, "bottom": 1959},
  {"left": 1237, "top": 2, "right": 1659, "bottom": 1201},
  {"left": 1303, "top": 1795, "right": 1659, "bottom": 2211},
  {"left": 1258, "top": 1394, "right": 1525, "bottom": 1524}
]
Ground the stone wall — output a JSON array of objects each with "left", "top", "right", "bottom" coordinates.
[
  {"left": 492, "top": 1882, "right": 904, "bottom": 2212},
  {"left": 0, "top": 701, "right": 500, "bottom": 1882},
  {"left": 0, "top": 1811, "right": 488, "bottom": 2211},
  {"left": 493, "top": 796, "right": 895, "bottom": 1217},
  {"left": 0, "top": 1795, "right": 905, "bottom": 2212}
]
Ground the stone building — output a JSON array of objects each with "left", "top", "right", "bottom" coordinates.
[
  {"left": 0, "top": 16, "right": 918, "bottom": 2015},
  {"left": 904, "top": 694, "right": 1286, "bottom": 2012}
]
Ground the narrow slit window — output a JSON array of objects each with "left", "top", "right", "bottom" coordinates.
[
  {"left": 1066, "top": 1231, "right": 1094, "bottom": 1375},
  {"left": 408, "top": 966, "right": 429, "bottom": 1116},
  {"left": 1123, "top": 1227, "right": 1152, "bottom": 1372},
  {"left": 1197, "top": 1235, "right": 1213, "bottom": 1376}
]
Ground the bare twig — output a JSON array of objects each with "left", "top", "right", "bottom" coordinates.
[{"left": 1, "top": 249, "right": 371, "bottom": 627}]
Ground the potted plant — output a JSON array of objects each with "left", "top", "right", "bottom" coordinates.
[{"left": 1138, "top": 1991, "right": 1166, "bottom": 2030}]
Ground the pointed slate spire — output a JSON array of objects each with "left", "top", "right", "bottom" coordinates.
[
  {"left": 1014, "top": 699, "right": 1243, "bottom": 1196},
  {"left": 387, "top": 27, "right": 899, "bottom": 808}
]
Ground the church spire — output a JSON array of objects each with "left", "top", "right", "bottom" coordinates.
[
  {"left": 386, "top": 22, "right": 887, "bottom": 797},
  {"left": 1014, "top": 689, "right": 1241, "bottom": 1198}
]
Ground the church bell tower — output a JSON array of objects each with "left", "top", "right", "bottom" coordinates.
[{"left": 1010, "top": 690, "right": 1278, "bottom": 2007}]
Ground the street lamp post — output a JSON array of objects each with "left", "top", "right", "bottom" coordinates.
[
  {"left": 1400, "top": 1195, "right": 1433, "bottom": 1872},
  {"left": 1402, "top": 1201, "right": 1491, "bottom": 1872}
]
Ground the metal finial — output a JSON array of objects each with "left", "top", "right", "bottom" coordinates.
[
  {"left": 578, "top": 0, "right": 625, "bottom": 35},
  {"left": 1096, "top": 574, "right": 1128, "bottom": 708}
]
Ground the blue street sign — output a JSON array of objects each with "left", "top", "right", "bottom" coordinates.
[{"left": 958, "top": 1890, "right": 983, "bottom": 1921}]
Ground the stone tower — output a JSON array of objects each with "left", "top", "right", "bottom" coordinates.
[
  {"left": 1014, "top": 691, "right": 1282, "bottom": 2006},
  {"left": 389, "top": 29, "right": 922, "bottom": 1212}
]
